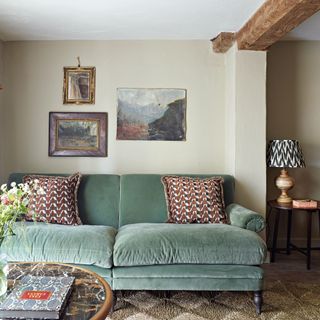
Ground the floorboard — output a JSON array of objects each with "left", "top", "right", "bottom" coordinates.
[{"left": 263, "top": 250, "right": 320, "bottom": 282}]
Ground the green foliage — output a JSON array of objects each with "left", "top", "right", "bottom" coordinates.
[{"left": 0, "top": 181, "right": 43, "bottom": 245}]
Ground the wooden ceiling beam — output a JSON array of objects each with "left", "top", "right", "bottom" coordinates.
[
  {"left": 211, "top": 32, "right": 236, "bottom": 53},
  {"left": 237, "top": 0, "right": 320, "bottom": 51}
]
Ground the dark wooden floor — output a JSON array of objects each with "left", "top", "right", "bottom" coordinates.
[{"left": 263, "top": 250, "right": 320, "bottom": 283}]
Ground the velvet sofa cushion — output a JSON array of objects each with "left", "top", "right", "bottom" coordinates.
[
  {"left": 119, "top": 174, "right": 235, "bottom": 226},
  {"left": 7, "top": 173, "right": 120, "bottom": 228},
  {"left": 23, "top": 173, "right": 82, "bottom": 225},
  {"left": 1, "top": 222, "right": 117, "bottom": 268},
  {"left": 162, "top": 176, "right": 227, "bottom": 224},
  {"left": 226, "top": 204, "right": 266, "bottom": 233},
  {"left": 112, "top": 265, "right": 264, "bottom": 291},
  {"left": 114, "top": 223, "right": 267, "bottom": 267}
]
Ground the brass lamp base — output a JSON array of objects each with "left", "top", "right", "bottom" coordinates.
[{"left": 275, "top": 169, "right": 294, "bottom": 204}]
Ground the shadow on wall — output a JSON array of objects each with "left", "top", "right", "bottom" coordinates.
[
  {"left": 266, "top": 44, "right": 300, "bottom": 142},
  {"left": 267, "top": 42, "right": 320, "bottom": 246}
]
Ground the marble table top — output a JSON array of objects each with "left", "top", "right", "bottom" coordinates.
[{"left": 4, "top": 262, "right": 112, "bottom": 320}]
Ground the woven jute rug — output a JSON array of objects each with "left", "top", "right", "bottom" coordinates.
[{"left": 107, "top": 281, "right": 320, "bottom": 320}]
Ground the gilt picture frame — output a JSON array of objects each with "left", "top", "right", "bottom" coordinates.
[
  {"left": 49, "top": 112, "right": 107, "bottom": 157},
  {"left": 63, "top": 67, "right": 96, "bottom": 104}
]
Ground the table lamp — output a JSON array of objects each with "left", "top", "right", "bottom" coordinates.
[{"left": 267, "top": 139, "right": 305, "bottom": 204}]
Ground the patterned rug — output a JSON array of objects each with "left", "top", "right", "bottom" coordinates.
[{"left": 107, "top": 281, "right": 320, "bottom": 320}]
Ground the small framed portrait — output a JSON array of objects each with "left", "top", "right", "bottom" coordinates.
[
  {"left": 49, "top": 112, "right": 107, "bottom": 157},
  {"left": 63, "top": 67, "right": 96, "bottom": 104}
]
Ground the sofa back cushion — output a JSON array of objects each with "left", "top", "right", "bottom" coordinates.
[
  {"left": 8, "top": 173, "right": 120, "bottom": 228},
  {"left": 119, "top": 174, "right": 234, "bottom": 226}
]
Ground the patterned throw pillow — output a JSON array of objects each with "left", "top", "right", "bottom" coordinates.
[
  {"left": 23, "top": 173, "right": 82, "bottom": 225},
  {"left": 161, "top": 176, "right": 227, "bottom": 224}
]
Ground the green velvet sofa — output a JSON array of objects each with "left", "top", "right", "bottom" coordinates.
[{"left": 2, "top": 173, "right": 267, "bottom": 314}]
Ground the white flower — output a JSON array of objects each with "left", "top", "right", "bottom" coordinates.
[
  {"left": 0, "top": 184, "right": 7, "bottom": 192},
  {"left": 8, "top": 187, "right": 17, "bottom": 196},
  {"left": 10, "top": 182, "right": 16, "bottom": 188},
  {"left": 37, "top": 187, "right": 46, "bottom": 195}
]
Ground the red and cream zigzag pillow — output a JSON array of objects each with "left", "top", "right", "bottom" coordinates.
[
  {"left": 23, "top": 173, "right": 82, "bottom": 225},
  {"left": 161, "top": 176, "right": 227, "bottom": 224}
]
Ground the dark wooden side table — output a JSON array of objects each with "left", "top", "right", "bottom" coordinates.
[{"left": 267, "top": 200, "right": 320, "bottom": 270}]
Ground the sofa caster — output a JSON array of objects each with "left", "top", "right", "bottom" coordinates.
[{"left": 253, "top": 290, "right": 263, "bottom": 315}]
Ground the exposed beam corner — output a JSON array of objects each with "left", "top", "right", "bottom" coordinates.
[{"left": 211, "top": 32, "right": 236, "bottom": 53}]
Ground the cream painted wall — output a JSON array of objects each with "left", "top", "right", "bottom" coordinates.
[
  {"left": 234, "top": 50, "right": 266, "bottom": 215},
  {"left": 225, "top": 45, "right": 267, "bottom": 216},
  {"left": 267, "top": 41, "right": 320, "bottom": 245},
  {"left": 2, "top": 40, "right": 268, "bottom": 220},
  {"left": 3, "top": 41, "right": 226, "bottom": 179},
  {"left": 224, "top": 45, "right": 236, "bottom": 175},
  {"left": 0, "top": 41, "right": 6, "bottom": 183}
]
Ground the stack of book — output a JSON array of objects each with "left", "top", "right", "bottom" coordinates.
[{"left": 0, "top": 275, "right": 74, "bottom": 319}]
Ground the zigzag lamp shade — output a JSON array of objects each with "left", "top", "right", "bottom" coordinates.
[
  {"left": 267, "top": 140, "right": 305, "bottom": 204},
  {"left": 267, "top": 140, "right": 305, "bottom": 168}
]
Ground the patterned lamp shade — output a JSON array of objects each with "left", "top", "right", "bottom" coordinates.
[{"left": 267, "top": 139, "right": 306, "bottom": 168}]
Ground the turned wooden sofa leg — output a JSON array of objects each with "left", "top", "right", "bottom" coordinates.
[{"left": 253, "top": 290, "right": 263, "bottom": 315}]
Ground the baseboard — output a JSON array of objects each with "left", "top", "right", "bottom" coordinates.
[
  {"left": 264, "top": 238, "right": 320, "bottom": 265},
  {"left": 268, "top": 237, "right": 320, "bottom": 248}
]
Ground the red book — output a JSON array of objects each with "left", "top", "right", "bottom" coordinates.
[
  {"left": 292, "top": 199, "right": 318, "bottom": 209},
  {"left": 20, "top": 290, "right": 52, "bottom": 300}
]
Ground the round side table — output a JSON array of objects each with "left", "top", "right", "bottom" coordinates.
[{"left": 267, "top": 200, "right": 320, "bottom": 270}]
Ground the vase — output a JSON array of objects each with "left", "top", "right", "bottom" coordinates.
[{"left": 0, "top": 254, "right": 8, "bottom": 297}]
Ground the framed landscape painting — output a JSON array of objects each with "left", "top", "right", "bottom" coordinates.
[
  {"left": 63, "top": 67, "right": 96, "bottom": 104},
  {"left": 117, "top": 88, "right": 186, "bottom": 141},
  {"left": 49, "top": 112, "right": 107, "bottom": 157}
]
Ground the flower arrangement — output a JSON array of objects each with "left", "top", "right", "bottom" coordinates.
[
  {"left": 0, "top": 180, "right": 44, "bottom": 296},
  {"left": 0, "top": 180, "right": 43, "bottom": 245}
]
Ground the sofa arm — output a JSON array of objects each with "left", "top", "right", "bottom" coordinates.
[{"left": 226, "top": 203, "right": 266, "bottom": 233}]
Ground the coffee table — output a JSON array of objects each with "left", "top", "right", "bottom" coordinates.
[{"left": 5, "top": 262, "right": 113, "bottom": 319}]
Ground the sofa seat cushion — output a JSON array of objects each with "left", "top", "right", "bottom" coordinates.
[
  {"left": 114, "top": 223, "right": 267, "bottom": 266},
  {"left": 1, "top": 222, "right": 116, "bottom": 268}
]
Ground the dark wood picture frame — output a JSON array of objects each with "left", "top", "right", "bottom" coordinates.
[
  {"left": 63, "top": 67, "right": 96, "bottom": 104},
  {"left": 49, "top": 112, "right": 107, "bottom": 157}
]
